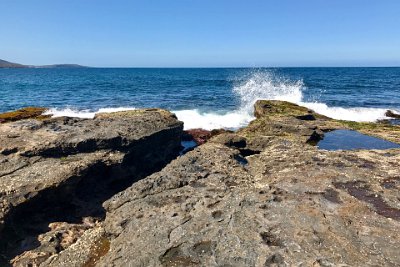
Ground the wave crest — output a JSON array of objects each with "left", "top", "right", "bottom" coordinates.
[
  {"left": 44, "top": 107, "right": 136, "bottom": 119},
  {"left": 173, "top": 109, "right": 252, "bottom": 130},
  {"left": 233, "top": 70, "right": 394, "bottom": 123},
  {"left": 233, "top": 71, "right": 304, "bottom": 114},
  {"left": 44, "top": 70, "right": 398, "bottom": 130}
]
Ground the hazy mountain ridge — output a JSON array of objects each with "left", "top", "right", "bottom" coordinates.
[
  {"left": 0, "top": 59, "right": 26, "bottom": 68},
  {"left": 0, "top": 59, "right": 88, "bottom": 68}
]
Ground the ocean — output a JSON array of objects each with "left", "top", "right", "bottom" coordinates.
[{"left": 1, "top": 67, "right": 399, "bottom": 130}]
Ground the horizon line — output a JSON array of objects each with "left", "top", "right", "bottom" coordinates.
[{"left": 88, "top": 65, "right": 400, "bottom": 68}]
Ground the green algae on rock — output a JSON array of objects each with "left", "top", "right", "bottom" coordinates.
[
  {"left": 1, "top": 101, "right": 400, "bottom": 267},
  {"left": 240, "top": 100, "right": 400, "bottom": 145},
  {"left": 90, "top": 101, "right": 400, "bottom": 266},
  {"left": 0, "top": 107, "right": 50, "bottom": 123}
]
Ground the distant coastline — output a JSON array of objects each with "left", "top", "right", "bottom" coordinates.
[{"left": 0, "top": 59, "right": 88, "bottom": 68}]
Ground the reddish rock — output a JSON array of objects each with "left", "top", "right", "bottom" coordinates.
[
  {"left": 183, "top": 129, "right": 211, "bottom": 145},
  {"left": 183, "top": 128, "right": 233, "bottom": 145}
]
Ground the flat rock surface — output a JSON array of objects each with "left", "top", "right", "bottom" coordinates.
[
  {"left": 91, "top": 101, "right": 400, "bottom": 267},
  {"left": 95, "top": 141, "right": 400, "bottom": 267},
  {"left": 2, "top": 101, "right": 400, "bottom": 266}
]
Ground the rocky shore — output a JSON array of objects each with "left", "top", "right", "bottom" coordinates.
[{"left": 0, "top": 101, "right": 399, "bottom": 266}]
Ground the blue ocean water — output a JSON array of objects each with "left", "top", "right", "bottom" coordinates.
[{"left": 1, "top": 68, "right": 399, "bottom": 129}]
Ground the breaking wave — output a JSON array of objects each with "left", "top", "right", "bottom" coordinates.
[
  {"left": 44, "top": 107, "right": 136, "bottom": 119},
  {"left": 45, "top": 71, "right": 398, "bottom": 130},
  {"left": 232, "top": 71, "right": 393, "bottom": 123},
  {"left": 175, "top": 71, "right": 395, "bottom": 129}
]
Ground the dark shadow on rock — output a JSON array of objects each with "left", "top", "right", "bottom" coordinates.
[
  {"left": 0, "top": 129, "right": 182, "bottom": 265},
  {"left": 334, "top": 181, "right": 400, "bottom": 221}
]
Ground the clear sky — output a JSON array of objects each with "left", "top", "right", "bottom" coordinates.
[{"left": 1, "top": 0, "right": 399, "bottom": 67}]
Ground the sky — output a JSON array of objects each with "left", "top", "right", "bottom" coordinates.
[{"left": 1, "top": 0, "right": 400, "bottom": 67}]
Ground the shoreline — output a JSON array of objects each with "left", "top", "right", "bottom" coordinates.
[{"left": 0, "top": 101, "right": 399, "bottom": 266}]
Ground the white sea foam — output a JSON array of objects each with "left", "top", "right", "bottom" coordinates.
[
  {"left": 300, "top": 102, "right": 390, "bottom": 122},
  {"left": 44, "top": 107, "right": 136, "bottom": 119},
  {"left": 173, "top": 109, "right": 253, "bottom": 130},
  {"left": 45, "top": 71, "right": 398, "bottom": 130},
  {"left": 233, "top": 71, "right": 304, "bottom": 112},
  {"left": 231, "top": 70, "right": 393, "bottom": 123}
]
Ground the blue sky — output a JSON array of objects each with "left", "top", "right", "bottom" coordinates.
[{"left": 1, "top": 0, "right": 399, "bottom": 67}]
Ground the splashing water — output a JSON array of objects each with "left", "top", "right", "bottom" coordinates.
[
  {"left": 231, "top": 70, "right": 392, "bottom": 123},
  {"left": 233, "top": 71, "right": 304, "bottom": 114},
  {"left": 175, "top": 71, "right": 306, "bottom": 130},
  {"left": 45, "top": 70, "right": 398, "bottom": 130}
]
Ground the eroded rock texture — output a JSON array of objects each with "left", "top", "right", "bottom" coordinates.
[
  {"left": 43, "top": 101, "right": 400, "bottom": 267},
  {"left": 1, "top": 101, "right": 400, "bottom": 267},
  {"left": 0, "top": 109, "right": 183, "bottom": 266},
  {"left": 91, "top": 142, "right": 399, "bottom": 267}
]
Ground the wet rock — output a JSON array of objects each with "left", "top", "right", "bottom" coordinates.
[
  {"left": 296, "top": 114, "right": 316, "bottom": 121},
  {"left": 239, "top": 100, "right": 332, "bottom": 145},
  {"left": 385, "top": 110, "right": 400, "bottom": 119},
  {"left": 254, "top": 100, "right": 320, "bottom": 119},
  {"left": 0, "top": 107, "right": 50, "bottom": 123},
  {"left": 306, "top": 129, "right": 324, "bottom": 145},
  {"left": 182, "top": 129, "right": 211, "bottom": 145},
  {"left": 334, "top": 181, "right": 400, "bottom": 221},
  {"left": 183, "top": 128, "right": 231, "bottom": 145}
]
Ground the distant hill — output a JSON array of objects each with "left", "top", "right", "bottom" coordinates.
[
  {"left": 0, "top": 59, "right": 27, "bottom": 68},
  {"left": 0, "top": 59, "right": 88, "bottom": 68},
  {"left": 35, "top": 64, "right": 88, "bottom": 69}
]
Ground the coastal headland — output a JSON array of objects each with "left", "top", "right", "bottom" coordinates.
[
  {"left": 0, "top": 101, "right": 399, "bottom": 266},
  {"left": 0, "top": 59, "right": 87, "bottom": 69}
]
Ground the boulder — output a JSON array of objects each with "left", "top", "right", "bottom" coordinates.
[
  {"left": 182, "top": 129, "right": 211, "bottom": 145},
  {"left": 182, "top": 128, "right": 232, "bottom": 145},
  {"left": 241, "top": 101, "right": 327, "bottom": 144},
  {"left": 253, "top": 100, "right": 327, "bottom": 119},
  {"left": 386, "top": 110, "right": 400, "bottom": 119},
  {"left": 0, "top": 107, "right": 50, "bottom": 123},
  {"left": 0, "top": 108, "right": 183, "bottom": 266}
]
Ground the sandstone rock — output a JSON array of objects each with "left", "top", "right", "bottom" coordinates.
[
  {"left": 41, "top": 226, "right": 108, "bottom": 267},
  {"left": 87, "top": 101, "right": 399, "bottom": 266},
  {"left": 0, "top": 107, "right": 50, "bottom": 123},
  {"left": 240, "top": 101, "right": 327, "bottom": 145},
  {"left": 254, "top": 100, "right": 312, "bottom": 118},
  {"left": 10, "top": 218, "right": 99, "bottom": 266},
  {"left": 0, "top": 109, "right": 183, "bottom": 266},
  {"left": 94, "top": 140, "right": 400, "bottom": 266},
  {"left": 2, "top": 101, "right": 400, "bottom": 267}
]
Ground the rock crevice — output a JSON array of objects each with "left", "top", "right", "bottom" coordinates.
[
  {"left": 1, "top": 101, "right": 400, "bottom": 266},
  {"left": 0, "top": 109, "right": 183, "bottom": 266}
]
